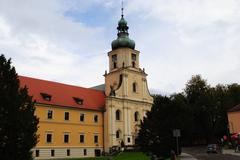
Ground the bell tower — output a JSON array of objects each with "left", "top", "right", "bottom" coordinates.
[{"left": 104, "top": 5, "right": 153, "bottom": 152}]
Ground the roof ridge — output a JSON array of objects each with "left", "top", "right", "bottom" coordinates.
[
  {"left": 19, "top": 75, "right": 104, "bottom": 93},
  {"left": 229, "top": 103, "right": 240, "bottom": 112}
]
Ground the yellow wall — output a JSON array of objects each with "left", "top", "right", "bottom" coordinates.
[
  {"left": 35, "top": 104, "right": 103, "bottom": 148},
  {"left": 228, "top": 111, "right": 240, "bottom": 133}
]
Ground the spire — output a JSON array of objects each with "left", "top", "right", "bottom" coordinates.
[
  {"left": 111, "top": 1, "right": 135, "bottom": 50},
  {"left": 121, "top": 0, "right": 124, "bottom": 18}
]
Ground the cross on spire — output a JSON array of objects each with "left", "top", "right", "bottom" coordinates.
[{"left": 121, "top": 0, "right": 124, "bottom": 18}]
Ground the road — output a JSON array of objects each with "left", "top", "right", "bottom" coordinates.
[{"left": 182, "top": 146, "right": 240, "bottom": 160}]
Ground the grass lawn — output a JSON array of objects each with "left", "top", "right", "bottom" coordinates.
[{"left": 113, "top": 152, "right": 150, "bottom": 160}]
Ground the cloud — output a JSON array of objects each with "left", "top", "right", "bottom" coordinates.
[
  {"left": 124, "top": 0, "right": 240, "bottom": 93},
  {"left": 0, "top": 0, "right": 240, "bottom": 94},
  {"left": 0, "top": 0, "right": 109, "bottom": 87}
]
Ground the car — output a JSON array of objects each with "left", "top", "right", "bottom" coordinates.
[{"left": 207, "top": 144, "right": 218, "bottom": 153}]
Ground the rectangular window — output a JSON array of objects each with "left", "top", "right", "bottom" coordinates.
[
  {"left": 132, "top": 54, "right": 136, "bottom": 61},
  {"left": 51, "top": 150, "right": 55, "bottom": 157},
  {"left": 64, "top": 112, "right": 69, "bottom": 120},
  {"left": 80, "top": 113, "right": 85, "bottom": 122},
  {"left": 80, "top": 134, "right": 85, "bottom": 143},
  {"left": 112, "top": 54, "right": 117, "bottom": 62},
  {"left": 128, "top": 137, "right": 131, "bottom": 143},
  {"left": 94, "top": 135, "right": 98, "bottom": 143},
  {"left": 46, "top": 133, "right": 52, "bottom": 143},
  {"left": 47, "top": 110, "right": 53, "bottom": 119},
  {"left": 84, "top": 149, "right": 87, "bottom": 156},
  {"left": 67, "top": 149, "right": 70, "bottom": 156},
  {"left": 64, "top": 134, "right": 69, "bottom": 143},
  {"left": 94, "top": 115, "right": 98, "bottom": 123},
  {"left": 35, "top": 150, "right": 39, "bottom": 157}
]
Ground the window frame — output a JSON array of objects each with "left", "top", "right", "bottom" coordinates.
[
  {"left": 80, "top": 134, "right": 85, "bottom": 143},
  {"left": 133, "top": 82, "right": 137, "bottom": 93},
  {"left": 47, "top": 110, "right": 53, "bottom": 119},
  {"left": 67, "top": 149, "right": 70, "bottom": 156},
  {"left": 80, "top": 113, "right": 85, "bottom": 122},
  {"left": 64, "top": 112, "right": 70, "bottom": 121},
  {"left": 94, "top": 135, "right": 99, "bottom": 144},
  {"left": 35, "top": 150, "right": 39, "bottom": 157},
  {"left": 64, "top": 133, "right": 70, "bottom": 143},
  {"left": 46, "top": 133, "right": 53, "bottom": 143},
  {"left": 134, "top": 111, "right": 140, "bottom": 122},
  {"left": 116, "top": 130, "right": 121, "bottom": 139},
  {"left": 51, "top": 149, "right": 55, "bottom": 157},
  {"left": 84, "top": 149, "right": 87, "bottom": 156},
  {"left": 116, "top": 110, "right": 121, "bottom": 121},
  {"left": 94, "top": 114, "right": 98, "bottom": 123}
]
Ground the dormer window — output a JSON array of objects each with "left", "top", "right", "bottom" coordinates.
[
  {"left": 73, "top": 97, "right": 83, "bottom": 105},
  {"left": 40, "top": 93, "right": 51, "bottom": 101}
]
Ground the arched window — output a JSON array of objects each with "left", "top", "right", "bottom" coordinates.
[
  {"left": 134, "top": 111, "right": 139, "bottom": 122},
  {"left": 116, "top": 130, "right": 121, "bottom": 139},
  {"left": 133, "top": 82, "right": 137, "bottom": 92},
  {"left": 132, "top": 61, "right": 135, "bottom": 68},
  {"left": 113, "top": 62, "right": 117, "bottom": 69},
  {"left": 116, "top": 110, "right": 121, "bottom": 121}
]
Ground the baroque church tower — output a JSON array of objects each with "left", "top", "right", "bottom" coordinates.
[{"left": 104, "top": 8, "right": 153, "bottom": 152}]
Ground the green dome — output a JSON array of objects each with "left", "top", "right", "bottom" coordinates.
[
  {"left": 118, "top": 17, "right": 127, "bottom": 26},
  {"left": 111, "top": 16, "right": 135, "bottom": 50}
]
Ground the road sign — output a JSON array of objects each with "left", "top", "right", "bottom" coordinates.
[{"left": 173, "top": 129, "right": 181, "bottom": 137}]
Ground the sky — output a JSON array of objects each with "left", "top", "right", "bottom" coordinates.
[{"left": 0, "top": 0, "right": 240, "bottom": 94}]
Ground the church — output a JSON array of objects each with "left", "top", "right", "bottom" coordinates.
[{"left": 19, "top": 10, "right": 153, "bottom": 159}]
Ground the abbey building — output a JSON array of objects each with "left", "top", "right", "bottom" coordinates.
[{"left": 19, "top": 13, "right": 153, "bottom": 159}]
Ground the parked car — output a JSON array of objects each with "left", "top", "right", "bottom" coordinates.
[{"left": 207, "top": 144, "right": 218, "bottom": 153}]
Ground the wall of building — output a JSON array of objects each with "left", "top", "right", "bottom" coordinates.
[
  {"left": 33, "top": 104, "right": 104, "bottom": 159},
  {"left": 228, "top": 111, "right": 240, "bottom": 134}
]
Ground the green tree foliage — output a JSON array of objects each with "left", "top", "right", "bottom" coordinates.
[
  {"left": 137, "top": 74, "right": 240, "bottom": 157},
  {"left": 0, "top": 54, "right": 39, "bottom": 160},
  {"left": 137, "top": 95, "right": 192, "bottom": 158}
]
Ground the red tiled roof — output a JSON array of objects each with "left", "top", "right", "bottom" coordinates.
[
  {"left": 19, "top": 76, "right": 105, "bottom": 111},
  {"left": 228, "top": 104, "right": 240, "bottom": 112}
]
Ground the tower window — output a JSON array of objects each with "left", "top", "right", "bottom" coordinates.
[
  {"left": 128, "top": 137, "right": 131, "bottom": 143},
  {"left": 116, "top": 130, "right": 121, "bottom": 139},
  {"left": 133, "top": 82, "right": 137, "bottom": 92},
  {"left": 112, "top": 54, "right": 117, "bottom": 61},
  {"left": 134, "top": 111, "right": 140, "bottom": 122},
  {"left": 132, "top": 61, "right": 136, "bottom": 68},
  {"left": 116, "top": 110, "right": 121, "bottom": 121},
  {"left": 132, "top": 54, "right": 136, "bottom": 61},
  {"left": 113, "top": 62, "right": 117, "bottom": 69}
]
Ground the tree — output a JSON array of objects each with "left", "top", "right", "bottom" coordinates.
[
  {"left": 0, "top": 54, "right": 39, "bottom": 160},
  {"left": 137, "top": 95, "right": 192, "bottom": 158}
]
